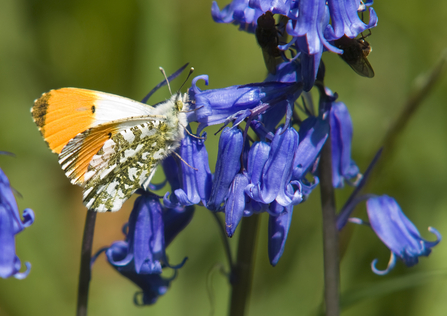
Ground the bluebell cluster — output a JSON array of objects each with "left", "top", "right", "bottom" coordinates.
[
  {"left": 97, "top": 0, "right": 440, "bottom": 304},
  {"left": 0, "top": 154, "right": 34, "bottom": 279}
]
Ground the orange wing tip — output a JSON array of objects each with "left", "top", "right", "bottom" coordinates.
[{"left": 31, "top": 88, "right": 100, "bottom": 154}]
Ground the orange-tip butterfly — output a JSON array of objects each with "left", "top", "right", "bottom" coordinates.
[{"left": 31, "top": 87, "right": 189, "bottom": 212}]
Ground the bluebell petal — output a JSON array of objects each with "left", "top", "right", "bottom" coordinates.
[
  {"left": 286, "top": 0, "right": 340, "bottom": 54},
  {"left": 225, "top": 173, "right": 250, "bottom": 237},
  {"left": 244, "top": 199, "right": 268, "bottom": 216},
  {"left": 0, "top": 168, "right": 33, "bottom": 279},
  {"left": 165, "top": 132, "right": 212, "bottom": 207},
  {"left": 246, "top": 128, "right": 299, "bottom": 205},
  {"left": 268, "top": 202, "right": 293, "bottom": 266},
  {"left": 325, "top": 0, "right": 378, "bottom": 40},
  {"left": 330, "top": 101, "right": 360, "bottom": 188},
  {"left": 189, "top": 76, "right": 301, "bottom": 132},
  {"left": 366, "top": 195, "right": 441, "bottom": 274},
  {"left": 207, "top": 127, "right": 244, "bottom": 211},
  {"left": 247, "top": 141, "right": 271, "bottom": 183},
  {"left": 127, "top": 194, "right": 165, "bottom": 274},
  {"left": 292, "top": 116, "right": 329, "bottom": 179},
  {"left": 163, "top": 205, "right": 195, "bottom": 247},
  {"left": 0, "top": 204, "right": 16, "bottom": 278},
  {"left": 248, "top": 0, "right": 295, "bottom": 16}
]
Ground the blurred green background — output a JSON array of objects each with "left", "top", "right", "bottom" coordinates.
[{"left": 1, "top": 0, "right": 447, "bottom": 315}]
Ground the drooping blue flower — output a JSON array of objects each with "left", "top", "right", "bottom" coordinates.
[
  {"left": 292, "top": 116, "right": 329, "bottom": 181},
  {"left": 127, "top": 193, "right": 166, "bottom": 274},
  {"left": 207, "top": 127, "right": 244, "bottom": 211},
  {"left": 94, "top": 193, "right": 194, "bottom": 305},
  {"left": 0, "top": 167, "right": 34, "bottom": 279},
  {"left": 225, "top": 172, "right": 250, "bottom": 237},
  {"left": 163, "top": 131, "right": 212, "bottom": 207},
  {"left": 325, "top": 0, "right": 378, "bottom": 41},
  {"left": 212, "top": 0, "right": 377, "bottom": 89},
  {"left": 117, "top": 192, "right": 193, "bottom": 274},
  {"left": 188, "top": 75, "right": 302, "bottom": 132},
  {"left": 365, "top": 195, "right": 441, "bottom": 275},
  {"left": 329, "top": 100, "right": 360, "bottom": 188},
  {"left": 246, "top": 127, "right": 302, "bottom": 207}
]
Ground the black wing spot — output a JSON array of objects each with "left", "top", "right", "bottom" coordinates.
[{"left": 91, "top": 105, "right": 96, "bottom": 114}]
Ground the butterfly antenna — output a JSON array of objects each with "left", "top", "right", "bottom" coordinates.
[
  {"left": 159, "top": 67, "right": 173, "bottom": 95},
  {"left": 172, "top": 151, "right": 198, "bottom": 171},
  {"left": 176, "top": 67, "right": 195, "bottom": 94},
  {"left": 180, "top": 123, "right": 206, "bottom": 140}
]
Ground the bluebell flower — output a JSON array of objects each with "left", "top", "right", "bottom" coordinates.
[
  {"left": 364, "top": 195, "right": 441, "bottom": 275},
  {"left": 188, "top": 75, "right": 302, "bottom": 132},
  {"left": 207, "top": 127, "right": 244, "bottom": 211},
  {"left": 127, "top": 193, "right": 166, "bottom": 274},
  {"left": 246, "top": 127, "right": 302, "bottom": 207},
  {"left": 268, "top": 202, "right": 293, "bottom": 266},
  {"left": 163, "top": 131, "right": 212, "bottom": 207},
  {"left": 0, "top": 167, "right": 34, "bottom": 279},
  {"left": 212, "top": 0, "right": 377, "bottom": 89},
  {"left": 94, "top": 193, "right": 194, "bottom": 304},
  {"left": 324, "top": 0, "right": 378, "bottom": 41},
  {"left": 225, "top": 172, "right": 250, "bottom": 237},
  {"left": 292, "top": 116, "right": 329, "bottom": 181},
  {"left": 329, "top": 99, "right": 360, "bottom": 188}
]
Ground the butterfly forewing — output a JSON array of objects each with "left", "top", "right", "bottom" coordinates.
[{"left": 32, "top": 88, "right": 188, "bottom": 212}]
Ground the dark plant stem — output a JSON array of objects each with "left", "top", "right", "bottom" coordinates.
[
  {"left": 228, "top": 215, "right": 260, "bottom": 316},
  {"left": 319, "top": 136, "right": 340, "bottom": 316},
  {"left": 76, "top": 209, "right": 97, "bottom": 316}
]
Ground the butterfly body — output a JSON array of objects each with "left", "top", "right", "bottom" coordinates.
[{"left": 32, "top": 88, "right": 188, "bottom": 212}]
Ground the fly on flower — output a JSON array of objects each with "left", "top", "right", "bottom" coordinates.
[
  {"left": 31, "top": 68, "right": 192, "bottom": 212},
  {"left": 334, "top": 33, "right": 375, "bottom": 78},
  {"left": 255, "top": 11, "right": 284, "bottom": 74}
]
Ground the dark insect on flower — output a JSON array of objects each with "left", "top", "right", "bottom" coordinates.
[
  {"left": 334, "top": 34, "right": 375, "bottom": 78},
  {"left": 255, "top": 11, "right": 287, "bottom": 75}
]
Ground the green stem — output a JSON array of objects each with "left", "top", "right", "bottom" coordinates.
[
  {"left": 228, "top": 215, "right": 260, "bottom": 316},
  {"left": 319, "top": 136, "right": 340, "bottom": 316},
  {"left": 76, "top": 209, "right": 97, "bottom": 316}
]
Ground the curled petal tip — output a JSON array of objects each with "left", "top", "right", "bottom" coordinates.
[
  {"left": 13, "top": 262, "right": 31, "bottom": 280},
  {"left": 371, "top": 253, "right": 396, "bottom": 276},
  {"left": 428, "top": 227, "right": 442, "bottom": 243}
]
